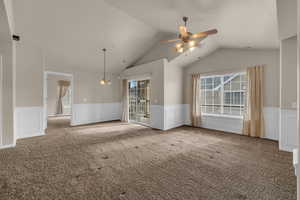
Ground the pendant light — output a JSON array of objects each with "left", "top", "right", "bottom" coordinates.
[{"left": 100, "top": 48, "right": 111, "bottom": 85}]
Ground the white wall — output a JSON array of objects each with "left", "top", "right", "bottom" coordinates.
[
  {"left": 0, "top": 0, "right": 15, "bottom": 148},
  {"left": 280, "top": 36, "right": 298, "bottom": 152}
]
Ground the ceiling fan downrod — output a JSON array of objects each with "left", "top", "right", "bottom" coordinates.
[{"left": 183, "top": 16, "right": 188, "bottom": 27}]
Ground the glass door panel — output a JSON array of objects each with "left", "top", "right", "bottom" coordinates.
[{"left": 128, "top": 80, "right": 150, "bottom": 125}]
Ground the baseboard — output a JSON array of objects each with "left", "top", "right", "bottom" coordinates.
[
  {"left": 0, "top": 143, "right": 16, "bottom": 149},
  {"left": 71, "top": 119, "right": 121, "bottom": 126}
]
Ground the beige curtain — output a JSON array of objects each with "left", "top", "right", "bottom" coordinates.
[
  {"left": 191, "top": 74, "right": 201, "bottom": 127},
  {"left": 121, "top": 79, "right": 129, "bottom": 122},
  {"left": 56, "top": 80, "right": 70, "bottom": 115},
  {"left": 243, "top": 66, "right": 264, "bottom": 137}
]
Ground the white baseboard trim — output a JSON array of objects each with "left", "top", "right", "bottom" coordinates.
[
  {"left": 15, "top": 107, "right": 44, "bottom": 140},
  {"left": 0, "top": 143, "right": 16, "bottom": 149},
  {"left": 72, "top": 103, "right": 121, "bottom": 126}
]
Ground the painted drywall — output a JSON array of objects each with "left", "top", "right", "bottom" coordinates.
[
  {"left": 122, "top": 59, "right": 165, "bottom": 105},
  {"left": 164, "top": 62, "right": 183, "bottom": 105},
  {"left": 15, "top": 41, "right": 43, "bottom": 107},
  {"left": 3, "top": 0, "right": 15, "bottom": 35},
  {"left": 276, "top": 0, "right": 297, "bottom": 40},
  {"left": 0, "top": 0, "right": 15, "bottom": 146},
  {"left": 47, "top": 74, "right": 71, "bottom": 116},
  {"left": 280, "top": 36, "right": 297, "bottom": 110},
  {"left": 183, "top": 48, "right": 280, "bottom": 108}
]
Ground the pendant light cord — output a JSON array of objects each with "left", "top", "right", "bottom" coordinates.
[{"left": 103, "top": 48, "right": 106, "bottom": 80}]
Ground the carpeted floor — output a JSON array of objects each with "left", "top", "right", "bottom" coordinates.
[{"left": 0, "top": 117, "right": 296, "bottom": 200}]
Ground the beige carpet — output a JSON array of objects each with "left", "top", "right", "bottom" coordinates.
[{"left": 0, "top": 117, "right": 296, "bottom": 200}]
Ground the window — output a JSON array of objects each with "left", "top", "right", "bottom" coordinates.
[
  {"left": 62, "top": 88, "right": 71, "bottom": 115},
  {"left": 200, "top": 72, "right": 247, "bottom": 117}
]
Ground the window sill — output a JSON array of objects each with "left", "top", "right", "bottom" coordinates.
[{"left": 201, "top": 113, "right": 243, "bottom": 119}]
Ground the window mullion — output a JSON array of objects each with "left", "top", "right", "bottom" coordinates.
[{"left": 221, "top": 76, "right": 224, "bottom": 115}]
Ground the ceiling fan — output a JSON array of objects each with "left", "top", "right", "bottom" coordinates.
[{"left": 162, "top": 16, "right": 218, "bottom": 53}]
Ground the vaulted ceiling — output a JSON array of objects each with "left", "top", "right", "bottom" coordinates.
[
  {"left": 105, "top": 0, "right": 279, "bottom": 49},
  {"left": 12, "top": 0, "right": 279, "bottom": 72}
]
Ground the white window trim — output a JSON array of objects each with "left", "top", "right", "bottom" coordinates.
[
  {"left": 200, "top": 71, "right": 246, "bottom": 118},
  {"left": 202, "top": 113, "right": 244, "bottom": 119}
]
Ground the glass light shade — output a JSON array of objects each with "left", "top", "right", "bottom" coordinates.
[
  {"left": 178, "top": 48, "right": 184, "bottom": 53},
  {"left": 188, "top": 40, "right": 196, "bottom": 47},
  {"left": 100, "top": 79, "right": 106, "bottom": 85}
]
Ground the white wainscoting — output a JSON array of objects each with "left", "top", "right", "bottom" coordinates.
[
  {"left": 279, "top": 109, "right": 297, "bottom": 152},
  {"left": 264, "top": 107, "right": 279, "bottom": 141},
  {"left": 14, "top": 107, "right": 45, "bottom": 139},
  {"left": 150, "top": 105, "right": 164, "bottom": 130},
  {"left": 164, "top": 104, "right": 189, "bottom": 130},
  {"left": 200, "top": 115, "right": 243, "bottom": 134},
  {"left": 71, "top": 103, "right": 121, "bottom": 126},
  {"left": 183, "top": 106, "right": 280, "bottom": 141}
]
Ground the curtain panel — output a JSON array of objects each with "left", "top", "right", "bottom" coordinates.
[
  {"left": 243, "top": 66, "right": 264, "bottom": 137},
  {"left": 121, "top": 79, "right": 129, "bottom": 122},
  {"left": 191, "top": 74, "right": 201, "bottom": 127},
  {"left": 56, "top": 80, "right": 70, "bottom": 115}
]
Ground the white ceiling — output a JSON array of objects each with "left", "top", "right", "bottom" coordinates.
[
  {"left": 105, "top": 0, "right": 279, "bottom": 49},
  {"left": 12, "top": 0, "right": 279, "bottom": 73}
]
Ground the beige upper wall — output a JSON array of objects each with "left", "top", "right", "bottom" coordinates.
[
  {"left": 280, "top": 36, "right": 297, "bottom": 110},
  {"left": 183, "top": 48, "right": 280, "bottom": 107},
  {"left": 15, "top": 41, "right": 121, "bottom": 108},
  {"left": 164, "top": 62, "right": 183, "bottom": 105},
  {"left": 276, "top": 0, "right": 297, "bottom": 40},
  {"left": 45, "top": 66, "right": 121, "bottom": 105},
  {"left": 122, "top": 59, "right": 165, "bottom": 105},
  {"left": 15, "top": 41, "right": 43, "bottom": 107}
]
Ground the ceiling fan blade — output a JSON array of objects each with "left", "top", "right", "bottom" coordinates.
[
  {"left": 192, "top": 29, "right": 218, "bottom": 39},
  {"left": 179, "top": 26, "right": 188, "bottom": 37},
  {"left": 161, "top": 38, "right": 181, "bottom": 43}
]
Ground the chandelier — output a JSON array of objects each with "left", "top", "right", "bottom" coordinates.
[{"left": 100, "top": 48, "right": 111, "bottom": 85}]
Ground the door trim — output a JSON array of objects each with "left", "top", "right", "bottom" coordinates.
[{"left": 43, "top": 71, "right": 74, "bottom": 130}]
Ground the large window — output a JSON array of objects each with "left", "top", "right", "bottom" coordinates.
[{"left": 200, "top": 72, "right": 247, "bottom": 117}]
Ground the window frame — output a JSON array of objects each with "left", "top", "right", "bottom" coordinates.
[{"left": 200, "top": 72, "right": 246, "bottom": 119}]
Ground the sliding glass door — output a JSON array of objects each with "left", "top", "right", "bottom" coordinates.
[{"left": 128, "top": 79, "right": 150, "bottom": 125}]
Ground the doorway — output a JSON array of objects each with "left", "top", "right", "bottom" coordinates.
[
  {"left": 43, "top": 71, "right": 74, "bottom": 131},
  {"left": 128, "top": 79, "right": 150, "bottom": 125}
]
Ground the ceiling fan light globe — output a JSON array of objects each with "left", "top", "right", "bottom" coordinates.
[
  {"left": 189, "top": 47, "right": 195, "bottom": 51},
  {"left": 188, "top": 40, "right": 196, "bottom": 47}
]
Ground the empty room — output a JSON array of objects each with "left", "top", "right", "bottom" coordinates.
[{"left": 0, "top": 0, "right": 299, "bottom": 199}]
